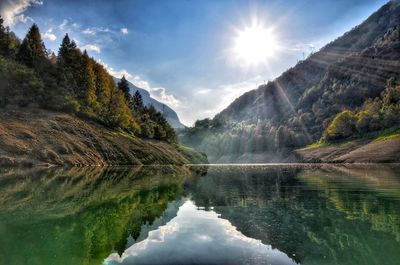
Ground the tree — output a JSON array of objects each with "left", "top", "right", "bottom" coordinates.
[
  {"left": 16, "top": 24, "right": 47, "bottom": 68},
  {"left": 0, "top": 16, "right": 20, "bottom": 57},
  {"left": 57, "top": 34, "right": 84, "bottom": 99},
  {"left": 93, "top": 62, "right": 112, "bottom": 114},
  {"left": 81, "top": 51, "right": 97, "bottom": 112},
  {"left": 117, "top": 75, "right": 131, "bottom": 104},
  {"left": 132, "top": 90, "right": 144, "bottom": 113},
  {"left": 324, "top": 110, "right": 356, "bottom": 141},
  {"left": 58, "top": 34, "right": 77, "bottom": 66},
  {"left": 140, "top": 113, "right": 155, "bottom": 138}
]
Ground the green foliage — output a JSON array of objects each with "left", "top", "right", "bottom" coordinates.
[
  {"left": 0, "top": 23, "right": 176, "bottom": 143},
  {"left": 106, "top": 88, "right": 136, "bottom": 131},
  {"left": 81, "top": 50, "right": 98, "bottom": 113},
  {"left": 324, "top": 78, "right": 400, "bottom": 142},
  {"left": 324, "top": 110, "right": 356, "bottom": 140},
  {"left": 182, "top": 75, "right": 400, "bottom": 159},
  {"left": 0, "top": 16, "right": 20, "bottom": 57},
  {"left": 180, "top": 18, "right": 400, "bottom": 160},
  {"left": 138, "top": 106, "right": 176, "bottom": 142},
  {"left": 16, "top": 24, "right": 47, "bottom": 69},
  {"left": 0, "top": 167, "right": 186, "bottom": 265},
  {"left": 132, "top": 90, "right": 144, "bottom": 113},
  {"left": 0, "top": 56, "right": 43, "bottom": 107},
  {"left": 117, "top": 75, "right": 131, "bottom": 105}
]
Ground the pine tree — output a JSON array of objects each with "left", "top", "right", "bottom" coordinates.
[
  {"left": 58, "top": 34, "right": 77, "bottom": 66},
  {"left": 57, "top": 34, "right": 82, "bottom": 98},
  {"left": 81, "top": 50, "right": 97, "bottom": 111},
  {"left": 132, "top": 90, "right": 144, "bottom": 113},
  {"left": 117, "top": 75, "right": 131, "bottom": 104},
  {"left": 16, "top": 24, "right": 47, "bottom": 68}
]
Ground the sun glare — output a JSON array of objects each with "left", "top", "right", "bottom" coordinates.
[{"left": 233, "top": 20, "right": 279, "bottom": 66}]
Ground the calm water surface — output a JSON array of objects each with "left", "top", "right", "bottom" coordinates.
[{"left": 0, "top": 165, "right": 399, "bottom": 265}]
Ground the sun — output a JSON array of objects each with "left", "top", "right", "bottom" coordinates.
[{"left": 233, "top": 21, "right": 279, "bottom": 66}]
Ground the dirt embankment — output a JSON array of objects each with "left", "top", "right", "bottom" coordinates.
[
  {"left": 295, "top": 136, "right": 400, "bottom": 163},
  {"left": 0, "top": 108, "right": 207, "bottom": 167}
]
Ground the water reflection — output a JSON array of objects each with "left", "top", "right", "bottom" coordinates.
[
  {"left": 0, "top": 165, "right": 399, "bottom": 265},
  {"left": 0, "top": 166, "right": 189, "bottom": 265},
  {"left": 186, "top": 165, "right": 400, "bottom": 265},
  {"left": 105, "top": 199, "right": 297, "bottom": 265}
]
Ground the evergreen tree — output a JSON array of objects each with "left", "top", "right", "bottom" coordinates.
[
  {"left": 16, "top": 24, "right": 47, "bottom": 68},
  {"left": 117, "top": 75, "right": 131, "bottom": 104},
  {"left": 93, "top": 62, "right": 112, "bottom": 112},
  {"left": 81, "top": 51, "right": 97, "bottom": 111},
  {"left": 0, "top": 16, "right": 19, "bottom": 57},
  {"left": 0, "top": 23, "right": 176, "bottom": 142},
  {"left": 57, "top": 34, "right": 82, "bottom": 98},
  {"left": 133, "top": 90, "right": 144, "bottom": 113},
  {"left": 58, "top": 34, "right": 79, "bottom": 66}
]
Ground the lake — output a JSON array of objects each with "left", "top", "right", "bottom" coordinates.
[{"left": 0, "top": 164, "right": 399, "bottom": 265}]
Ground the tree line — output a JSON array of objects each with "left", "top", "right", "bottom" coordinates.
[
  {"left": 324, "top": 77, "right": 400, "bottom": 141},
  {"left": 0, "top": 18, "right": 176, "bottom": 142}
]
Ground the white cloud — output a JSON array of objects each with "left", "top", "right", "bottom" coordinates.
[
  {"left": 120, "top": 27, "right": 128, "bottom": 34},
  {"left": 82, "top": 27, "right": 111, "bottom": 35},
  {"left": 81, "top": 44, "right": 101, "bottom": 53},
  {"left": 58, "top": 19, "right": 68, "bottom": 30},
  {"left": 148, "top": 87, "right": 181, "bottom": 108},
  {"left": 98, "top": 61, "right": 181, "bottom": 108},
  {"left": 43, "top": 28, "right": 56, "bottom": 41},
  {"left": 130, "top": 75, "right": 181, "bottom": 108},
  {"left": 0, "top": 0, "right": 43, "bottom": 26},
  {"left": 108, "top": 68, "right": 133, "bottom": 80},
  {"left": 82, "top": 28, "right": 95, "bottom": 35}
]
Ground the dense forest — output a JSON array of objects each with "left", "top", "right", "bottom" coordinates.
[
  {"left": 0, "top": 17, "right": 176, "bottom": 142},
  {"left": 180, "top": 1, "right": 400, "bottom": 162}
]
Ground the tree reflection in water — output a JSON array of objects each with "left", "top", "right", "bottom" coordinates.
[{"left": 0, "top": 164, "right": 399, "bottom": 265}]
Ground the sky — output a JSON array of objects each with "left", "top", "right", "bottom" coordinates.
[{"left": 0, "top": 0, "right": 388, "bottom": 126}]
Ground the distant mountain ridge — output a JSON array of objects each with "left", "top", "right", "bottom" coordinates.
[
  {"left": 113, "top": 77, "right": 185, "bottom": 128},
  {"left": 217, "top": 0, "right": 400, "bottom": 126},
  {"left": 180, "top": 0, "right": 400, "bottom": 163}
]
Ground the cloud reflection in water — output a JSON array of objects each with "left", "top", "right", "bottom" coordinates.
[{"left": 105, "top": 200, "right": 297, "bottom": 265}]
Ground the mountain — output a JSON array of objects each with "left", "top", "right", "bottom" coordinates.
[
  {"left": 180, "top": 0, "right": 400, "bottom": 163},
  {"left": 113, "top": 77, "right": 185, "bottom": 129}
]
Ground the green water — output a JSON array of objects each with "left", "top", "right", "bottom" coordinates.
[{"left": 0, "top": 165, "right": 399, "bottom": 265}]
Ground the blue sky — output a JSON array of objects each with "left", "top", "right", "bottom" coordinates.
[{"left": 0, "top": 0, "right": 388, "bottom": 125}]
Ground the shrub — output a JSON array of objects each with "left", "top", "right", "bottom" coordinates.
[{"left": 324, "top": 110, "right": 356, "bottom": 140}]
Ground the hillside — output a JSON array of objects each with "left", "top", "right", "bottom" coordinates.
[
  {"left": 296, "top": 134, "right": 400, "bottom": 163},
  {"left": 0, "top": 108, "right": 206, "bottom": 167},
  {"left": 0, "top": 18, "right": 207, "bottom": 166},
  {"left": 113, "top": 77, "right": 185, "bottom": 129},
  {"left": 180, "top": 0, "right": 400, "bottom": 163}
]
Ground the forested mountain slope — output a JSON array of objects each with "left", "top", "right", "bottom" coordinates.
[
  {"left": 180, "top": 0, "right": 400, "bottom": 162},
  {"left": 113, "top": 77, "right": 185, "bottom": 129},
  {"left": 0, "top": 17, "right": 205, "bottom": 166}
]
